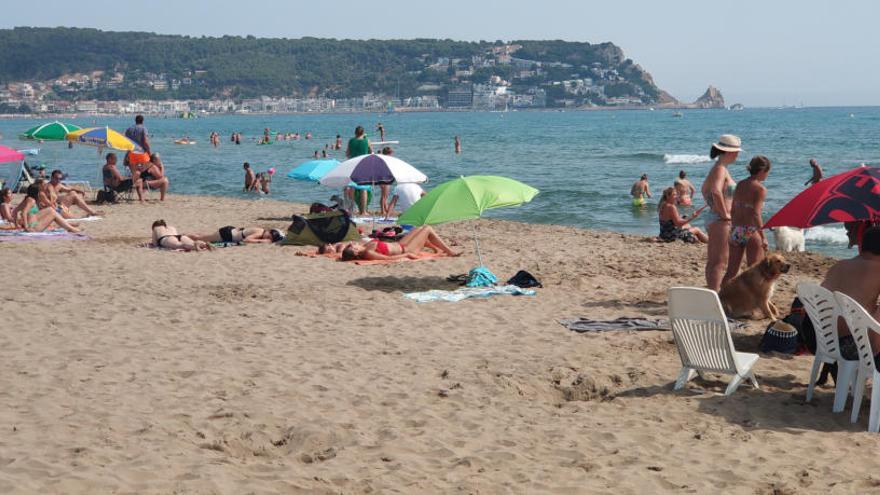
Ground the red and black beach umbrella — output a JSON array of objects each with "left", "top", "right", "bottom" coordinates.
[{"left": 764, "top": 166, "right": 880, "bottom": 229}]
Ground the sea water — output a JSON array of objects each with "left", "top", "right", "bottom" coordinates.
[{"left": 2, "top": 106, "right": 878, "bottom": 258}]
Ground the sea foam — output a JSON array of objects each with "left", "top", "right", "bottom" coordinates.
[
  {"left": 805, "top": 226, "right": 849, "bottom": 244},
  {"left": 664, "top": 154, "right": 712, "bottom": 164}
]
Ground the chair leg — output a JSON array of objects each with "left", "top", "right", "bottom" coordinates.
[
  {"left": 851, "top": 371, "right": 866, "bottom": 423},
  {"left": 806, "top": 357, "right": 822, "bottom": 402},
  {"left": 725, "top": 374, "right": 746, "bottom": 396},
  {"left": 870, "top": 372, "right": 880, "bottom": 433},
  {"left": 748, "top": 371, "right": 759, "bottom": 390},
  {"left": 674, "top": 368, "right": 695, "bottom": 390},
  {"left": 833, "top": 363, "right": 857, "bottom": 413}
]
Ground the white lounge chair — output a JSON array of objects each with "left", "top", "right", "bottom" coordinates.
[
  {"left": 668, "top": 287, "right": 759, "bottom": 396},
  {"left": 797, "top": 282, "right": 859, "bottom": 412},
  {"left": 834, "top": 291, "right": 880, "bottom": 431}
]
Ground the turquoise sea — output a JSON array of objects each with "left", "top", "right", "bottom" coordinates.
[{"left": 2, "top": 107, "right": 878, "bottom": 258}]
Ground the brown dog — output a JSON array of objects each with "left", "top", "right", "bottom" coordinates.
[{"left": 719, "top": 253, "right": 791, "bottom": 319}]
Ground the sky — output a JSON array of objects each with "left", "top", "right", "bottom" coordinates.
[{"left": 3, "top": 0, "right": 878, "bottom": 107}]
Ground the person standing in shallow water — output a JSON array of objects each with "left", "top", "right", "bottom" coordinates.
[
  {"left": 454, "top": 135, "right": 461, "bottom": 154},
  {"left": 674, "top": 170, "right": 696, "bottom": 206},
  {"left": 630, "top": 174, "right": 651, "bottom": 207},
  {"left": 805, "top": 158, "right": 823, "bottom": 186},
  {"left": 701, "top": 134, "right": 741, "bottom": 292}
]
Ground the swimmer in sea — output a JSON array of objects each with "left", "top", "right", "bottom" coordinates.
[
  {"left": 674, "top": 170, "right": 696, "bottom": 206},
  {"left": 630, "top": 174, "right": 651, "bottom": 207}
]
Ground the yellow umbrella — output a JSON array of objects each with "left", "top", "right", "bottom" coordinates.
[{"left": 66, "top": 126, "right": 141, "bottom": 151}]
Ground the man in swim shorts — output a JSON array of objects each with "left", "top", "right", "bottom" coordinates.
[{"left": 630, "top": 174, "right": 651, "bottom": 207}]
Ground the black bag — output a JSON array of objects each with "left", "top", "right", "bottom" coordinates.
[
  {"left": 507, "top": 270, "right": 542, "bottom": 288},
  {"left": 96, "top": 189, "right": 118, "bottom": 204}
]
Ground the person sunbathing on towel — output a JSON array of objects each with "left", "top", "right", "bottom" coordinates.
[
  {"left": 189, "top": 226, "right": 284, "bottom": 244},
  {"left": 340, "top": 225, "right": 460, "bottom": 261},
  {"left": 11, "top": 182, "right": 81, "bottom": 233},
  {"left": 151, "top": 219, "right": 211, "bottom": 251}
]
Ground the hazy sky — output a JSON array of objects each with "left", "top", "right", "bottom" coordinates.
[{"left": 3, "top": 0, "right": 878, "bottom": 107}]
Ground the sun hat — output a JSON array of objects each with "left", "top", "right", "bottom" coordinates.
[{"left": 713, "top": 134, "right": 742, "bottom": 153}]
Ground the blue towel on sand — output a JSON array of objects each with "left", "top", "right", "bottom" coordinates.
[
  {"left": 466, "top": 266, "right": 497, "bottom": 287},
  {"left": 403, "top": 285, "right": 536, "bottom": 303}
]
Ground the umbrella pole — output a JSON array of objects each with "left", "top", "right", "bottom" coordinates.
[{"left": 472, "top": 221, "right": 484, "bottom": 267}]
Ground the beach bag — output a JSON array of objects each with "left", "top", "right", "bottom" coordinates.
[
  {"left": 96, "top": 189, "right": 118, "bottom": 204},
  {"left": 507, "top": 270, "right": 542, "bottom": 288},
  {"left": 759, "top": 320, "right": 799, "bottom": 354}
]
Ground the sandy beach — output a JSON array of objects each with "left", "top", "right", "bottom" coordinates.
[{"left": 2, "top": 193, "right": 879, "bottom": 494}]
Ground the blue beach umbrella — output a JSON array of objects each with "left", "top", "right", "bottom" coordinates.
[{"left": 287, "top": 159, "right": 340, "bottom": 182}]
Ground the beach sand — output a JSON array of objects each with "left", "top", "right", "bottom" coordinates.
[{"left": 1, "top": 193, "right": 878, "bottom": 494}]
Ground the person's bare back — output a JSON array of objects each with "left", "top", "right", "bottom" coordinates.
[{"left": 821, "top": 227, "right": 880, "bottom": 349}]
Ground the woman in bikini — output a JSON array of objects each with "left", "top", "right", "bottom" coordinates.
[
  {"left": 10, "top": 182, "right": 81, "bottom": 233},
  {"left": 340, "top": 225, "right": 460, "bottom": 261},
  {"left": 0, "top": 187, "right": 16, "bottom": 225},
  {"left": 724, "top": 156, "right": 771, "bottom": 283},
  {"left": 700, "top": 134, "right": 741, "bottom": 292},
  {"left": 190, "top": 226, "right": 284, "bottom": 244},
  {"left": 658, "top": 187, "right": 707, "bottom": 243},
  {"left": 151, "top": 220, "right": 211, "bottom": 251}
]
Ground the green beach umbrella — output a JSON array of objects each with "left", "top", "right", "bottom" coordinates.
[
  {"left": 20, "top": 121, "right": 82, "bottom": 141},
  {"left": 399, "top": 175, "right": 539, "bottom": 265}
]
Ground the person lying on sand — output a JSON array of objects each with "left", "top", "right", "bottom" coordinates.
[
  {"left": 340, "top": 226, "right": 460, "bottom": 261},
  {"left": 317, "top": 240, "right": 367, "bottom": 256},
  {"left": 151, "top": 220, "right": 212, "bottom": 251},
  {"left": 189, "top": 226, "right": 284, "bottom": 244},
  {"left": 11, "top": 182, "right": 81, "bottom": 233}
]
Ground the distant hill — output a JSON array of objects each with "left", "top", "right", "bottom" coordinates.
[{"left": 0, "top": 27, "right": 679, "bottom": 107}]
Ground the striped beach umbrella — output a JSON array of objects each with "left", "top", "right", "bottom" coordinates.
[
  {"left": 66, "top": 126, "right": 141, "bottom": 151},
  {"left": 20, "top": 121, "right": 82, "bottom": 141}
]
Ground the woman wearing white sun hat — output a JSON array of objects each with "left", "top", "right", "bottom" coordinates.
[{"left": 701, "top": 134, "right": 741, "bottom": 292}]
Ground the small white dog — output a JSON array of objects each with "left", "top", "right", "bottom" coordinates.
[{"left": 772, "top": 226, "right": 806, "bottom": 252}]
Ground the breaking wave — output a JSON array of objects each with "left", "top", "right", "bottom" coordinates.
[{"left": 664, "top": 154, "right": 712, "bottom": 164}]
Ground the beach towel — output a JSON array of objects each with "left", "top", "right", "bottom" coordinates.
[
  {"left": 403, "top": 285, "right": 536, "bottom": 303},
  {"left": 66, "top": 216, "right": 103, "bottom": 223},
  {"left": 352, "top": 251, "right": 445, "bottom": 265},
  {"left": 352, "top": 216, "right": 398, "bottom": 225},
  {"left": 0, "top": 229, "right": 90, "bottom": 242},
  {"left": 558, "top": 317, "right": 746, "bottom": 333}
]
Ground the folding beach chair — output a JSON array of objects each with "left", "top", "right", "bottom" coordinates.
[
  {"left": 798, "top": 282, "right": 858, "bottom": 412},
  {"left": 668, "top": 287, "right": 759, "bottom": 396}
]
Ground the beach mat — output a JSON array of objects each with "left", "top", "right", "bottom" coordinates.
[
  {"left": 0, "top": 230, "right": 90, "bottom": 242},
  {"left": 559, "top": 317, "right": 746, "bottom": 333},
  {"left": 404, "top": 285, "right": 536, "bottom": 303},
  {"left": 352, "top": 216, "right": 398, "bottom": 225},
  {"left": 294, "top": 250, "right": 446, "bottom": 264},
  {"left": 353, "top": 252, "right": 445, "bottom": 265}
]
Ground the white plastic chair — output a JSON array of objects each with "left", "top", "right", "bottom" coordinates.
[
  {"left": 798, "top": 282, "right": 859, "bottom": 411},
  {"left": 834, "top": 291, "right": 880, "bottom": 431},
  {"left": 668, "top": 287, "right": 759, "bottom": 396}
]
